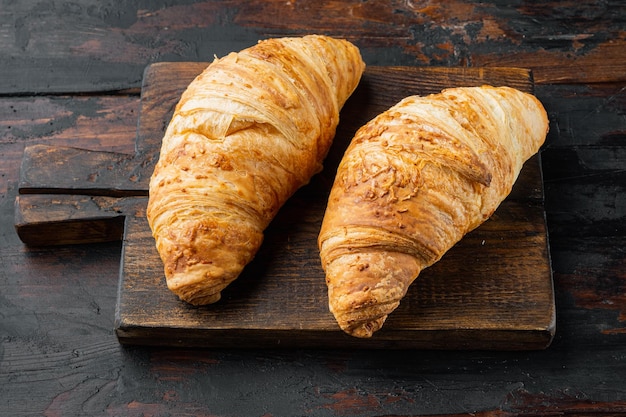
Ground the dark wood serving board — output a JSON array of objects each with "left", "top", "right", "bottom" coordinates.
[{"left": 15, "top": 63, "right": 555, "bottom": 349}]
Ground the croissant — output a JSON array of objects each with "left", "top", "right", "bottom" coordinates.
[
  {"left": 318, "top": 86, "right": 549, "bottom": 337},
  {"left": 147, "top": 35, "right": 365, "bottom": 305}
]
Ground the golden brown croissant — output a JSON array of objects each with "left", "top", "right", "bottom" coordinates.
[
  {"left": 318, "top": 86, "right": 549, "bottom": 337},
  {"left": 147, "top": 35, "right": 364, "bottom": 305}
]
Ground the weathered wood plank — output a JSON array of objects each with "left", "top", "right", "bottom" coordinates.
[
  {"left": 14, "top": 194, "right": 141, "bottom": 245},
  {"left": 17, "top": 145, "right": 145, "bottom": 197},
  {"left": 117, "top": 195, "right": 554, "bottom": 349},
  {"left": 0, "top": 95, "right": 138, "bottom": 203},
  {"left": 534, "top": 83, "right": 626, "bottom": 337},
  {"left": 1, "top": 1, "right": 625, "bottom": 415},
  {"left": 0, "top": 0, "right": 623, "bottom": 94}
]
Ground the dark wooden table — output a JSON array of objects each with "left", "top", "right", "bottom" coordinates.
[{"left": 1, "top": 1, "right": 625, "bottom": 416}]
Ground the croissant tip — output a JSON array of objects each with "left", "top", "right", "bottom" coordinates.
[
  {"left": 166, "top": 271, "right": 227, "bottom": 305},
  {"left": 180, "top": 291, "right": 222, "bottom": 305},
  {"left": 341, "top": 316, "right": 387, "bottom": 338}
]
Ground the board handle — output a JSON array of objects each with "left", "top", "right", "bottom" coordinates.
[
  {"left": 18, "top": 144, "right": 154, "bottom": 197},
  {"left": 14, "top": 194, "right": 147, "bottom": 246}
]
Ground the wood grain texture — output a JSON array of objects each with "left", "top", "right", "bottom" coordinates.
[
  {"left": 1, "top": 2, "right": 625, "bottom": 415},
  {"left": 14, "top": 194, "right": 142, "bottom": 245},
  {"left": 115, "top": 63, "right": 554, "bottom": 349},
  {"left": 538, "top": 83, "right": 626, "bottom": 342},
  {"left": 0, "top": 95, "right": 138, "bottom": 199},
  {"left": 18, "top": 145, "right": 145, "bottom": 196},
  {"left": 0, "top": 83, "right": 624, "bottom": 417},
  {"left": 0, "top": 1, "right": 623, "bottom": 94}
]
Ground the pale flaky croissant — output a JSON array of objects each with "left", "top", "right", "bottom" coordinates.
[
  {"left": 318, "top": 86, "right": 549, "bottom": 337},
  {"left": 147, "top": 35, "right": 365, "bottom": 305}
]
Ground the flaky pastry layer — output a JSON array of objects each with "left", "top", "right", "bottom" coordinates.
[
  {"left": 318, "top": 86, "right": 549, "bottom": 337},
  {"left": 148, "top": 35, "right": 365, "bottom": 305}
]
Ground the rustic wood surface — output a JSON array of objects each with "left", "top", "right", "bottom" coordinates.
[
  {"left": 1, "top": 1, "right": 625, "bottom": 416},
  {"left": 110, "top": 64, "right": 553, "bottom": 350},
  {"left": 13, "top": 64, "right": 555, "bottom": 349}
]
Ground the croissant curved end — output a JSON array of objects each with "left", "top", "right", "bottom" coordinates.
[
  {"left": 324, "top": 251, "right": 420, "bottom": 338},
  {"left": 166, "top": 263, "right": 237, "bottom": 305},
  {"left": 342, "top": 318, "right": 387, "bottom": 339},
  {"left": 333, "top": 304, "right": 397, "bottom": 338}
]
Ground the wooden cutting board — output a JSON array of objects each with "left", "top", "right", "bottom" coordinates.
[{"left": 15, "top": 63, "right": 555, "bottom": 349}]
